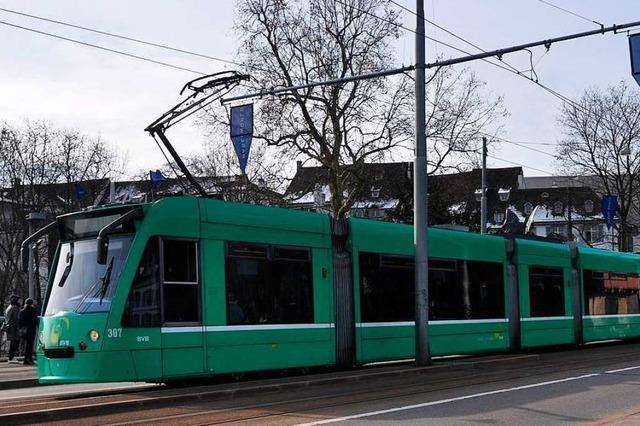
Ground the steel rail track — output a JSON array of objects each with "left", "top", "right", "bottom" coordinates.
[{"left": 4, "top": 345, "right": 640, "bottom": 426}]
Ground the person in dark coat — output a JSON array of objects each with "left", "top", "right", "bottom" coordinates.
[
  {"left": 19, "top": 298, "right": 38, "bottom": 365},
  {"left": 3, "top": 295, "right": 21, "bottom": 363}
]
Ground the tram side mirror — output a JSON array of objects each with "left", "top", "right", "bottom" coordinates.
[{"left": 97, "top": 236, "right": 109, "bottom": 265}]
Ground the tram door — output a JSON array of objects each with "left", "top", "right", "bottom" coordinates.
[{"left": 160, "top": 238, "right": 205, "bottom": 378}]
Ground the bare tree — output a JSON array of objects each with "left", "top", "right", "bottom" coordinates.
[
  {"left": 0, "top": 120, "right": 124, "bottom": 301},
  {"left": 557, "top": 82, "right": 640, "bottom": 251},
  {"left": 426, "top": 66, "right": 505, "bottom": 173},
  {"left": 202, "top": 0, "right": 504, "bottom": 218},
  {"left": 187, "top": 138, "right": 286, "bottom": 204}
]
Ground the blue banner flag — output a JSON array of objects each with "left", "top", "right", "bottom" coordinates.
[
  {"left": 602, "top": 194, "right": 618, "bottom": 230},
  {"left": 149, "top": 169, "right": 166, "bottom": 190},
  {"left": 630, "top": 34, "right": 640, "bottom": 86},
  {"left": 74, "top": 183, "right": 88, "bottom": 199},
  {"left": 230, "top": 104, "right": 254, "bottom": 174}
]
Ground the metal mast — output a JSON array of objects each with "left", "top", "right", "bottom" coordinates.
[{"left": 414, "top": 0, "right": 430, "bottom": 366}]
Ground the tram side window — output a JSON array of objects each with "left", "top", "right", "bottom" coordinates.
[
  {"left": 162, "top": 239, "right": 199, "bottom": 324},
  {"left": 464, "top": 261, "right": 505, "bottom": 319},
  {"left": 583, "top": 270, "right": 640, "bottom": 315},
  {"left": 360, "top": 253, "right": 414, "bottom": 322},
  {"left": 122, "top": 238, "right": 161, "bottom": 327},
  {"left": 528, "top": 266, "right": 565, "bottom": 317},
  {"left": 358, "top": 253, "right": 505, "bottom": 322},
  {"left": 163, "top": 239, "right": 197, "bottom": 282},
  {"left": 225, "top": 242, "right": 314, "bottom": 325}
]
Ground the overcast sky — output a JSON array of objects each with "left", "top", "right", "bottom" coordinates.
[{"left": 0, "top": 0, "right": 638, "bottom": 179}]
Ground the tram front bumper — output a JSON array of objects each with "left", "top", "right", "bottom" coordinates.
[{"left": 37, "top": 350, "right": 137, "bottom": 384}]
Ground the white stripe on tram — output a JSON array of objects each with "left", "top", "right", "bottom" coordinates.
[
  {"left": 356, "top": 319, "right": 508, "bottom": 328},
  {"left": 520, "top": 316, "right": 573, "bottom": 322},
  {"left": 161, "top": 326, "right": 204, "bottom": 333},
  {"left": 584, "top": 314, "right": 640, "bottom": 319},
  {"left": 161, "top": 323, "right": 335, "bottom": 333}
]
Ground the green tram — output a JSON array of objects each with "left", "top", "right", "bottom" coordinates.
[{"left": 30, "top": 196, "right": 640, "bottom": 384}]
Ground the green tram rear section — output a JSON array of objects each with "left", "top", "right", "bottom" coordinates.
[{"left": 36, "top": 196, "right": 640, "bottom": 384}]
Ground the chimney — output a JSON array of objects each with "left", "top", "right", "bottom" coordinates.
[{"left": 296, "top": 160, "right": 302, "bottom": 171}]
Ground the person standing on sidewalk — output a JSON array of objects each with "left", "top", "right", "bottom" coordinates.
[
  {"left": 19, "top": 299, "right": 38, "bottom": 365},
  {"left": 2, "top": 295, "right": 21, "bottom": 363}
]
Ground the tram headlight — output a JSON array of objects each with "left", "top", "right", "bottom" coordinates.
[{"left": 89, "top": 330, "right": 100, "bottom": 342}]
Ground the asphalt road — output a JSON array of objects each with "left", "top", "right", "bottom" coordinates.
[
  {"left": 293, "top": 360, "right": 640, "bottom": 425},
  {"left": 7, "top": 342, "right": 640, "bottom": 425}
]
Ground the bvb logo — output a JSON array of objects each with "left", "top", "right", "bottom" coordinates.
[{"left": 49, "top": 317, "right": 70, "bottom": 345}]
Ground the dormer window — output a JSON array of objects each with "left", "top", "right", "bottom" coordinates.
[
  {"left": 371, "top": 187, "right": 380, "bottom": 198},
  {"left": 524, "top": 202, "right": 534, "bottom": 215},
  {"left": 584, "top": 199, "right": 594, "bottom": 213},
  {"left": 498, "top": 188, "right": 511, "bottom": 202},
  {"left": 553, "top": 201, "right": 563, "bottom": 215}
]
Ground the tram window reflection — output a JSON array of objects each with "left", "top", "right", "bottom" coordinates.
[
  {"left": 358, "top": 253, "right": 505, "bottom": 322},
  {"left": 584, "top": 270, "right": 640, "bottom": 315},
  {"left": 122, "top": 238, "right": 161, "bottom": 327},
  {"left": 225, "top": 242, "right": 314, "bottom": 325}
]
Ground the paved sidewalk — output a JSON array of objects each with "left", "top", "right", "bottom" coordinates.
[{"left": 0, "top": 359, "right": 37, "bottom": 389}]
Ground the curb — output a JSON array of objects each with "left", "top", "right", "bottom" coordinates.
[{"left": 0, "top": 379, "right": 39, "bottom": 391}]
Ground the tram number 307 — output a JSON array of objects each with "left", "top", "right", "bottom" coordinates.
[{"left": 107, "top": 328, "right": 122, "bottom": 338}]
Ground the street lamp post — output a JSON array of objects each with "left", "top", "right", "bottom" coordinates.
[
  {"left": 26, "top": 212, "right": 46, "bottom": 301},
  {"left": 620, "top": 145, "right": 631, "bottom": 252},
  {"left": 480, "top": 137, "right": 488, "bottom": 234}
]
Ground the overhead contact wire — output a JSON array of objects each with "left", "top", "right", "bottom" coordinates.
[
  {"left": 0, "top": 19, "right": 208, "bottom": 75},
  {"left": 0, "top": 6, "right": 244, "bottom": 67},
  {"left": 535, "top": 0, "right": 604, "bottom": 27}
]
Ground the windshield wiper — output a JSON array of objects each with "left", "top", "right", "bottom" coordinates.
[
  {"left": 75, "top": 256, "right": 113, "bottom": 313},
  {"left": 57, "top": 242, "right": 75, "bottom": 287},
  {"left": 99, "top": 257, "right": 114, "bottom": 304}
]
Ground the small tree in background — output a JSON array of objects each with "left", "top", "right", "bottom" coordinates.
[
  {"left": 557, "top": 82, "right": 640, "bottom": 251},
  {"left": 0, "top": 120, "right": 123, "bottom": 302}
]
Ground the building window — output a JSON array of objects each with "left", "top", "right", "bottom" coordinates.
[
  {"left": 553, "top": 201, "right": 563, "bottom": 215},
  {"left": 493, "top": 211, "right": 505, "bottom": 223},
  {"left": 584, "top": 270, "right": 640, "bottom": 315},
  {"left": 225, "top": 242, "right": 314, "bottom": 325},
  {"left": 546, "top": 225, "right": 566, "bottom": 237},
  {"left": 122, "top": 238, "right": 161, "bottom": 327},
  {"left": 359, "top": 253, "right": 505, "bottom": 322},
  {"left": 584, "top": 199, "right": 594, "bottom": 213},
  {"left": 371, "top": 187, "right": 380, "bottom": 198},
  {"left": 528, "top": 266, "right": 565, "bottom": 317},
  {"left": 524, "top": 202, "right": 534, "bottom": 215},
  {"left": 584, "top": 224, "right": 603, "bottom": 243}
]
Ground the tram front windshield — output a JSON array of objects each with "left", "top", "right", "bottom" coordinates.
[{"left": 45, "top": 236, "right": 132, "bottom": 316}]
